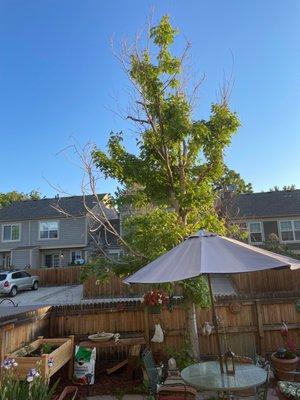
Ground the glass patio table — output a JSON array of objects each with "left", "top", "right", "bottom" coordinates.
[{"left": 181, "top": 361, "right": 267, "bottom": 393}]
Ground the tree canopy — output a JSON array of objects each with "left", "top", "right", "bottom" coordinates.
[
  {"left": 216, "top": 166, "right": 252, "bottom": 194},
  {"left": 91, "top": 15, "right": 241, "bottom": 359},
  {"left": 269, "top": 185, "right": 296, "bottom": 192},
  {"left": 0, "top": 190, "right": 41, "bottom": 208},
  {"left": 93, "top": 16, "right": 240, "bottom": 266}
]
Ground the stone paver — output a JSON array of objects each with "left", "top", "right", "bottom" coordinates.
[
  {"left": 86, "top": 389, "right": 278, "bottom": 400},
  {"left": 87, "top": 396, "right": 145, "bottom": 400}
]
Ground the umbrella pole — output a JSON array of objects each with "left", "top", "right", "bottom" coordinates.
[{"left": 207, "top": 274, "right": 224, "bottom": 374}]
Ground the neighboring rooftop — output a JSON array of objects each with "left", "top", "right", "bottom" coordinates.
[
  {"left": 224, "top": 189, "right": 300, "bottom": 219},
  {"left": 0, "top": 194, "right": 118, "bottom": 222}
]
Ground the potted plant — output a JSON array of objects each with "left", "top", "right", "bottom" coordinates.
[
  {"left": 142, "top": 290, "right": 168, "bottom": 314},
  {"left": 271, "top": 322, "right": 299, "bottom": 381}
]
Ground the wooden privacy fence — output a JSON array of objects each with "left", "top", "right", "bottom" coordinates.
[
  {"left": 0, "top": 306, "right": 51, "bottom": 360},
  {"left": 28, "top": 266, "right": 82, "bottom": 286},
  {"left": 50, "top": 294, "right": 300, "bottom": 358},
  {"left": 1, "top": 294, "right": 299, "bottom": 364},
  {"left": 83, "top": 274, "right": 182, "bottom": 298},
  {"left": 231, "top": 268, "right": 300, "bottom": 295}
]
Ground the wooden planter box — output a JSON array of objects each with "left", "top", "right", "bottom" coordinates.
[{"left": 7, "top": 335, "right": 74, "bottom": 380}]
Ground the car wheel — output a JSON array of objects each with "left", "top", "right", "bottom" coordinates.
[
  {"left": 32, "top": 281, "right": 38, "bottom": 290},
  {"left": 10, "top": 286, "right": 17, "bottom": 297}
]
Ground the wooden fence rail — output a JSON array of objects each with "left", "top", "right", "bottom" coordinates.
[
  {"left": 50, "top": 295, "right": 300, "bottom": 358},
  {"left": 28, "top": 266, "right": 82, "bottom": 286},
  {"left": 1, "top": 295, "right": 299, "bottom": 363},
  {"left": 231, "top": 268, "right": 300, "bottom": 295}
]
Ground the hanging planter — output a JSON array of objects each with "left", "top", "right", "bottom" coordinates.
[
  {"left": 147, "top": 304, "right": 162, "bottom": 314},
  {"left": 142, "top": 290, "right": 168, "bottom": 314}
]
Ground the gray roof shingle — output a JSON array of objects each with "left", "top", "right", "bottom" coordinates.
[
  {"left": 225, "top": 190, "right": 300, "bottom": 219},
  {"left": 0, "top": 194, "right": 118, "bottom": 222}
]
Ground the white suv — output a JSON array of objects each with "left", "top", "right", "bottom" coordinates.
[{"left": 0, "top": 270, "right": 39, "bottom": 297}]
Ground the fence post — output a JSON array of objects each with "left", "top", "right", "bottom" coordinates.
[{"left": 255, "top": 300, "right": 265, "bottom": 355}]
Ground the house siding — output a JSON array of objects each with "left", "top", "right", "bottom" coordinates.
[
  {"left": 0, "top": 221, "right": 30, "bottom": 251},
  {"left": 11, "top": 249, "right": 31, "bottom": 269},
  {"left": 31, "top": 247, "right": 40, "bottom": 268},
  {"left": 0, "top": 217, "right": 87, "bottom": 250},
  {"left": 30, "top": 217, "right": 86, "bottom": 248}
]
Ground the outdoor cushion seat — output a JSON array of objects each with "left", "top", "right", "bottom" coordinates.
[
  {"left": 158, "top": 375, "right": 197, "bottom": 398},
  {"left": 277, "top": 381, "right": 300, "bottom": 400}
]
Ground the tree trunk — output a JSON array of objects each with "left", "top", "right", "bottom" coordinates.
[{"left": 186, "top": 302, "right": 200, "bottom": 360}]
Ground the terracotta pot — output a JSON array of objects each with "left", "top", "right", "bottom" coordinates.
[{"left": 271, "top": 352, "right": 299, "bottom": 381}]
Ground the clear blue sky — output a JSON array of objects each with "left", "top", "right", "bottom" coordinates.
[{"left": 1, "top": 0, "right": 300, "bottom": 197}]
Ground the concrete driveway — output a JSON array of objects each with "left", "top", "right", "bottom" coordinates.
[
  {"left": 0, "top": 284, "right": 84, "bottom": 306},
  {"left": 0, "top": 275, "right": 235, "bottom": 307}
]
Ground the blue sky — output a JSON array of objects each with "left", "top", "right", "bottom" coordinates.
[{"left": 0, "top": 0, "right": 300, "bottom": 197}]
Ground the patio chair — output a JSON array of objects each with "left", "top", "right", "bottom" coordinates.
[
  {"left": 276, "top": 370, "right": 300, "bottom": 400},
  {"left": 233, "top": 364, "right": 270, "bottom": 400},
  {"left": 141, "top": 348, "right": 197, "bottom": 400}
]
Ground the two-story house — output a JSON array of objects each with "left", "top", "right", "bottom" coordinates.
[
  {"left": 0, "top": 194, "right": 119, "bottom": 269},
  {"left": 223, "top": 189, "right": 300, "bottom": 253}
]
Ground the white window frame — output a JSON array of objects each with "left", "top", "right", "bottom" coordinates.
[
  {"left": 278, "top": 220, "right": 300, "bottom": 242},
  {"left": 53, "top": 254, "right": 60, "bottom": 267},
  {"left": 248, "top": 221, "right": 264, "bottom": 244},
  {"left": 70, "top": 250, "right": 82, "bottom": 263},
  {"left": 39, "top": 220, "right": 59, "bottom": 240},
  {"left": 108, "top": 249, "right": 122, "bottom": 260},
  {"left": 2, "top": 223, "right": 21, "bottom": 242}
]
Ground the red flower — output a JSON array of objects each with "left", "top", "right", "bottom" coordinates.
[{"left": 142, "top": 290, "right": 168, "bottom": 307}]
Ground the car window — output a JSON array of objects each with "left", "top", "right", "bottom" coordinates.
[
  {"left": 0, "top": 274, "right": 7, "bottom": 281},
  {"left": 20, "top": 271, "right": 30, "bottom": 278},
  {"left": 11, "top": 272, "right": 22, "bottom": 279}
]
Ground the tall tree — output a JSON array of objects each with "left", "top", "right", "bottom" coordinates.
[
  {"left": 269, "top": 185, "right": 296, "bottom": 192},
  {"left": 0, "top": 190, "right": 41, "bottom": 208},
  {"left": 215, "top": 166, "right": 252, "bottom": 194},
  {"left": 93, "top": 15, "right": 240, "bottom": 359}
]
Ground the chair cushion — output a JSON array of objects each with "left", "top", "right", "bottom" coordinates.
[
  {"left": 278, "top": 381, "right": 300, "bottom": 400},
  {"left": 158, "top": 384, "right": 197, "bottom": 396}
]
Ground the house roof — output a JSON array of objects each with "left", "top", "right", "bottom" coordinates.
[
  {"left": 224, "top": 190, "right": 300, "bottom": 219},
  {"left": 0, "top": 194, "right": 118, "bottom": 222}
]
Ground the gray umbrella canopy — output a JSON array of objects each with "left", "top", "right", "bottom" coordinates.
[{"left": 125, "top": 230, "right": 300, "bottom": 284}]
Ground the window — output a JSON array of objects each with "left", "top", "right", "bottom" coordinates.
[
  {"left": 249, "top": 222, "right": 263, "bottom": 243},
  {"left": 71, "top": 251, "right": 82, "bottom": 264},
  {"left": 53, "top": 254, "right": 60, "bottom": 267},
  {"left": 20, "top": 271, "right": 30, "bottom": 278},
  {"left": 279, "top": 220, "right": 300, "bottom": 241},
  {"left": 2, "top": 224, "right": 20, "bottom": 241},
  {"left": 44, "top": 254, "right": 60, "bottom": 268},
  {"left": 294, "top": 221, "right": 300, "bottom": 240},
  {"left": 45, "top": 255, "right": 52, "bottom": 267},
  {"left": 39, "top": 221, "right": 59, "bottom": 239},
  {"left": 11, "top": 272, "right": 22, "bottom": 279},
  {"left": 108, "top": 250, "right": 122, "bottom": 260}
]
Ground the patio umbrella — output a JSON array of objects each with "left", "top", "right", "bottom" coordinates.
[{"left": 124, "top": 230, "right": 300, "bottom": 372}]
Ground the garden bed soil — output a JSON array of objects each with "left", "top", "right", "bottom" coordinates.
[
  {"left": 52, "top": 360, "right": 145, "bottom": 399},
  {"left": 26, "top": 344, "right": 59, "bottom": 357}
]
